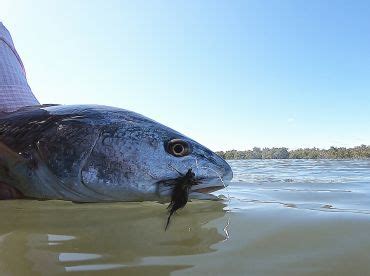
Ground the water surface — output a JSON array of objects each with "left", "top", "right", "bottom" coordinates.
[{"left": 1, "top": 159, "right": 370, "bottom": 275}]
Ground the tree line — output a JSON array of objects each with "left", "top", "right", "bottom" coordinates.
[{"left": 216, "top": 145, "right": 370, "bottom": 160}]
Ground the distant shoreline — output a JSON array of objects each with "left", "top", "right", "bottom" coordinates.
[{"left": 216, "top": 145, "right": 370, "bottom": 160}]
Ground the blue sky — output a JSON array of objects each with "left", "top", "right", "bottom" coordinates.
[{"left": 2, "top": 0, "right": 369, "bottom": 151}]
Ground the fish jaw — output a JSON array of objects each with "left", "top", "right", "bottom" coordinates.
[
  {"left": 158, "top": 179, "right": 228, "bottom": 201},
  {"left": 189, "top": 153, "right": 233, "bottom": 198},
  {"left": 157, "top": 160, "right": 233, "bottom": 201},
  {"left": 189, "top": 174, "right": 231, "bottom": 200},
  {"left": 191, "top": 181, "right": 226, "bottom": 194}
]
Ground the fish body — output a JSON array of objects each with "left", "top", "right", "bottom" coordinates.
[{"left": 0, "top": 105, "right": 232, "bottom": 202}]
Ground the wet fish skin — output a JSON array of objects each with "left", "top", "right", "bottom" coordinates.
[{"left": 0, "top": 105, "right": 232, "bottom": 202}]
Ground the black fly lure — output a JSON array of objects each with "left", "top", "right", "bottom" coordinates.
[{"left": 165, "top": 169, "right": 198, "bottom": 230}]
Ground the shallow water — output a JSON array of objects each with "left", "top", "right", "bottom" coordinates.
[{"left": 1, "top": 159, "right": 370, "bottom": 275}]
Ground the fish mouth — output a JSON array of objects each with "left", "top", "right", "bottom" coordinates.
[
  {"left": 188, "top": 177, "right": 229, "bottom": 200},
  {"left": 193, "top": 185, "right": 223, "bottom": 194},
  {"left": 156, "top": 176, "right": 229, "bottom": 199},
  {"left": 157, "top": 165, "right": 233, "bottom": 200},
  {"left": 191, "top": 180, "right": 227, "bottom": 194},
  {"left": 191, "top": 166, "right": 233, "bottom": 195}
]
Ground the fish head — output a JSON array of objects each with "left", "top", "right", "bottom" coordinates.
[
  {"left": 150, "top": 136, "right": 233, "bottom": 199},
  {"left": 78, "top": 107, "right": 233, "bottom": 201},
  {"left": 102, "top": 111, "right": 233, "bottom": 200}
]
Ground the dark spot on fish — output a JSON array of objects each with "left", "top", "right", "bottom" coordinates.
[{"left": 165, "top": 169, "right": 198, "bottom": 230}]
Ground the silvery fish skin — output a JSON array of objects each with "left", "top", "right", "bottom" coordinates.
[{"left": 0, "top": 105, "right": 232, "bottom": 202}]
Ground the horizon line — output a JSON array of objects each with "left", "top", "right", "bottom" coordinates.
[{"left": 216, "top": 144, "right": 370, "bottom": 152}]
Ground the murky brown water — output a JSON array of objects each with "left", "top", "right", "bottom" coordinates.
[{"left": 1, "top": 160, "right": 370, "bottom": 275}]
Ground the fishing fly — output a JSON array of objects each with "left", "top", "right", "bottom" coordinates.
[{"left": 165, "top": 168, "right": 198, "bottom": 230}]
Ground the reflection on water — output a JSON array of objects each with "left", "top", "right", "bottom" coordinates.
[
  {"left": 1, "top": 160, "right": 370, "bottom": 275},
  {"left": 0, "top": 200, "right": 226, "bottom": 275}
]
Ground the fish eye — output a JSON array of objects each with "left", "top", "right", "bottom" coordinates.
[{"left": 166, "top": 139, "right": 191, "bottom": 157}]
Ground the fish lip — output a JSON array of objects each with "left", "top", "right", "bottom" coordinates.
[
  {"left": 190, "top": 179, "right": 228, "bottom": 194},
  {"left": 156, "top": 164, "right": 232, "bottom": 197},
  {"left": 156, "top": 177, "right": 228, "bottom": 197},
  {"left": 190, "top": 162, "right": 233, "bottom": 194},
  {"left": 190, "top": 157, "right": 233, "bottom": 195}
]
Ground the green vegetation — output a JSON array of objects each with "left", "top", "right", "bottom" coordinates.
[{"left": 217, "top": 145, "right": 370, "bottom": 160}]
